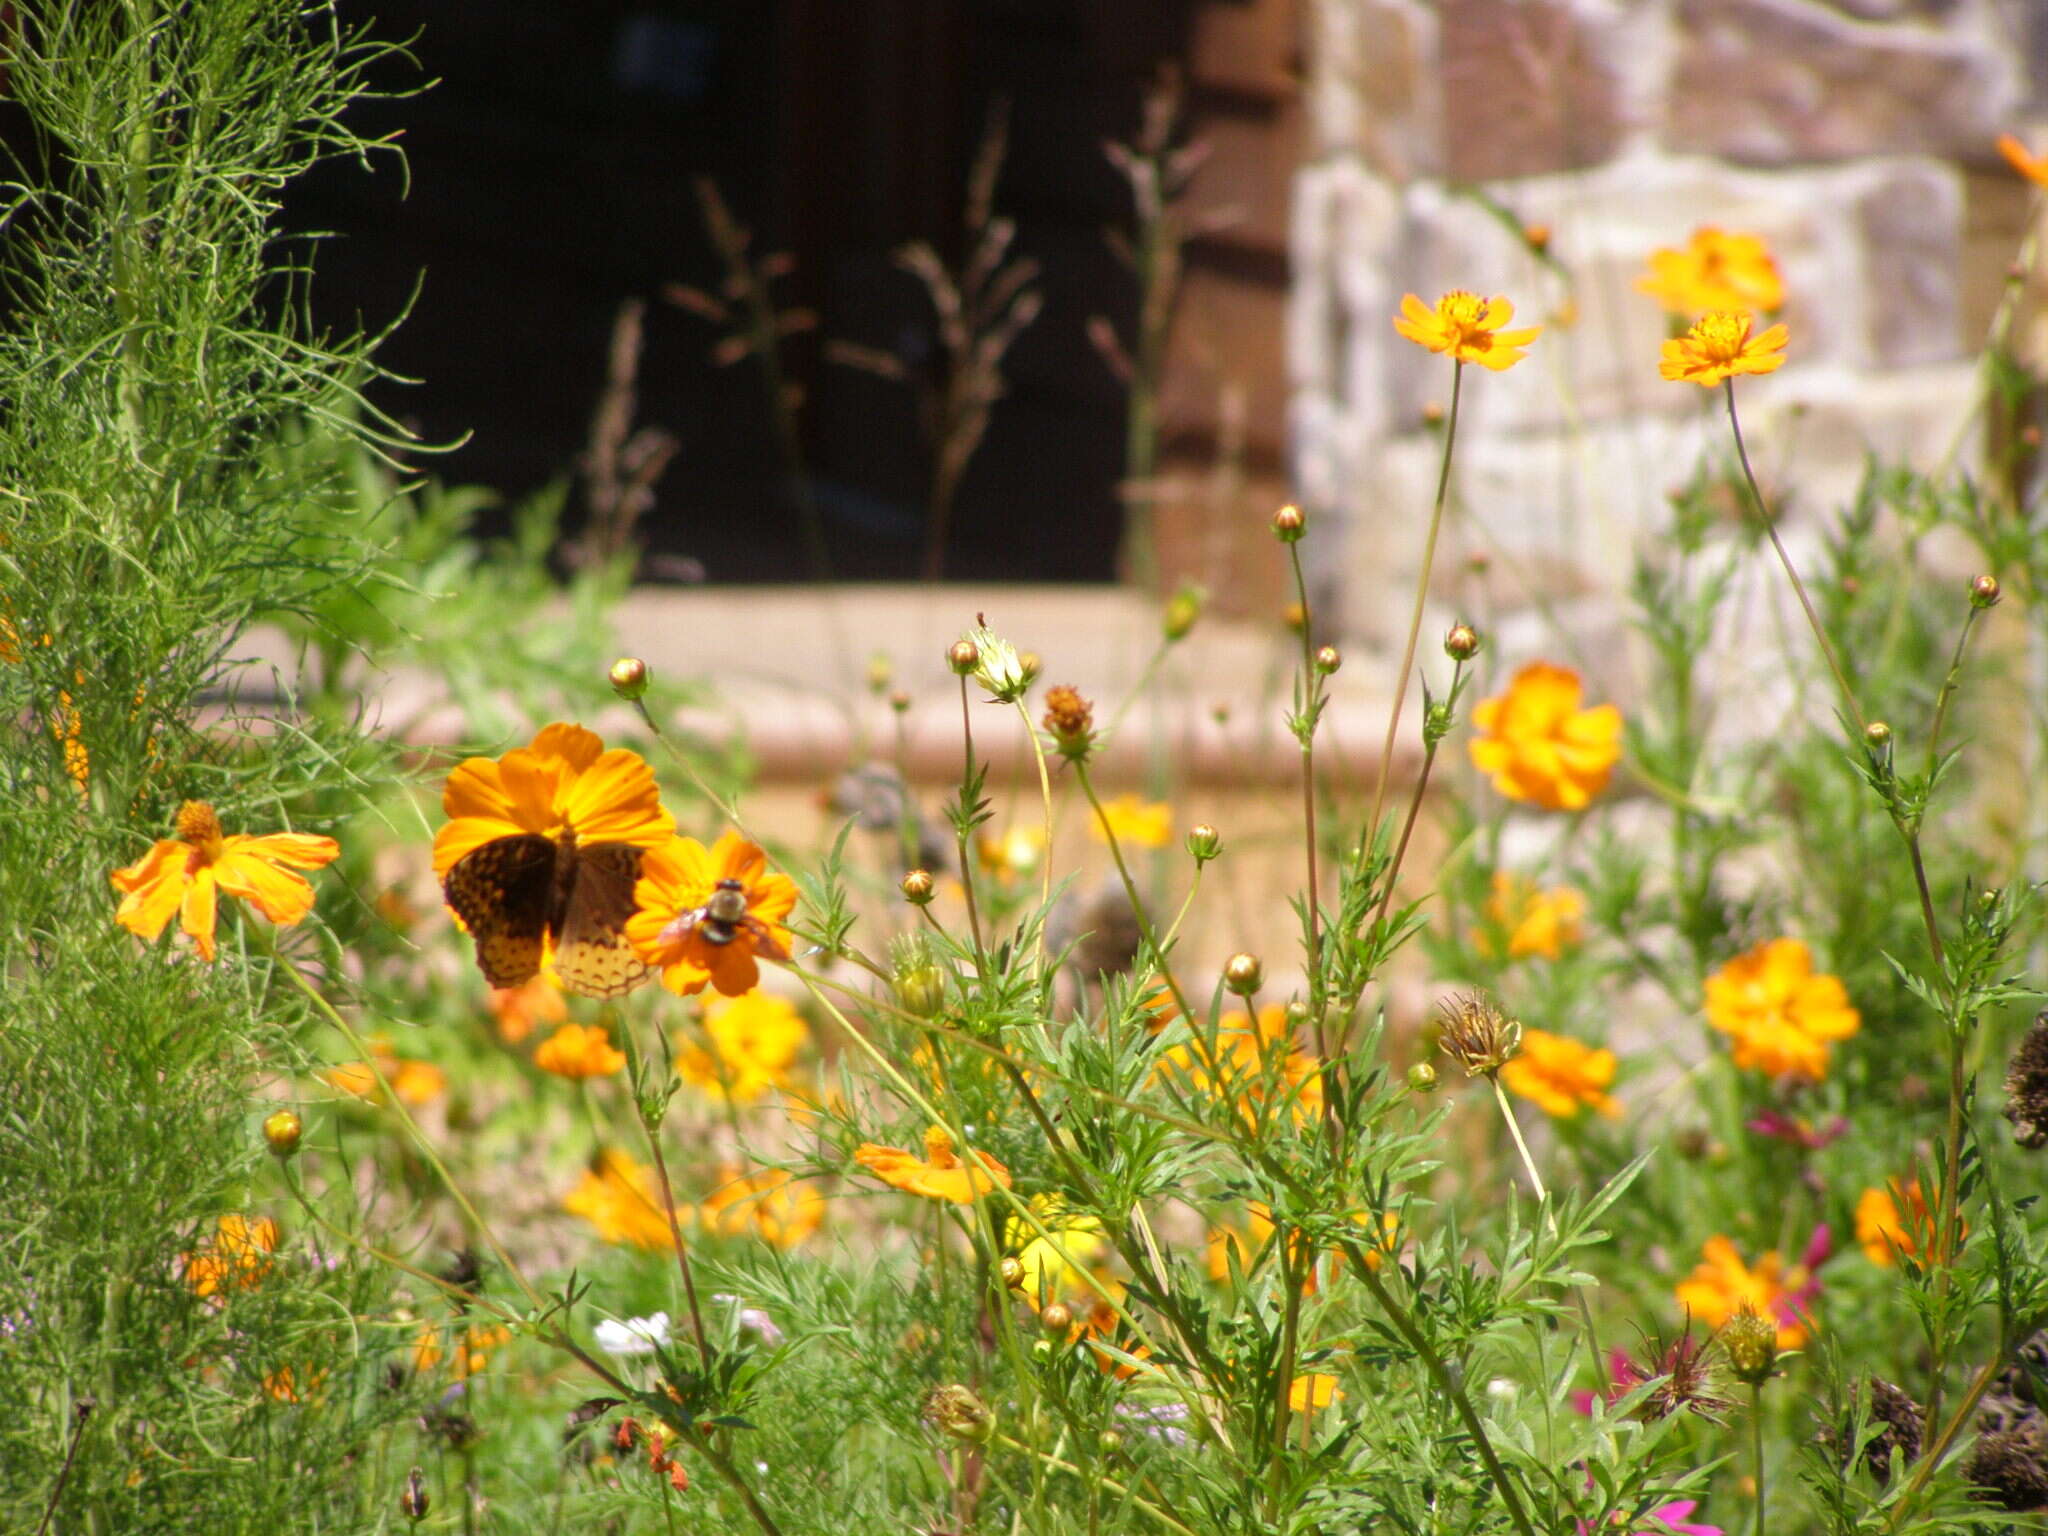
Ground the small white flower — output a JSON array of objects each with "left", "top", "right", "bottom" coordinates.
[
  {"left": 712, "top": 1293, "right": 784, "bottom": 1346},
  {"left": 595, "top": 1312, "right": 671, "bottom": 1356}
]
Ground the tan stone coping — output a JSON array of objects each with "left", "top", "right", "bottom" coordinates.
[{"left": 241, "top": 584, "right": 1421, "bottom": 790}]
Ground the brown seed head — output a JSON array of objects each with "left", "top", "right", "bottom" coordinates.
[
  {"left": 1223, "top": 952, "right": 1264, "bottom": 996},
  {"left": 1437, "top": 992, "right": 1521, "bottom": 1077},
  {"left": 2003, "top": 1012, "right": 2048, "bottom": 1149},
  {"left": 1041, "top": 684, "right": 1095, "bottom": 760},
  {"left": 1444, "top": 623, "right": 1481, "bottom": 662},
  {"left": 607, "top": 656, "right": 649, "bottom": 700},
  {"left": 1271, "top": 503, "right": 1306, "bottom": 542},
  {"left": 901, "top": 869, "right": 936, "bottom": 905},
  {"left": 1966, "top": 1408, "right": 2048, "bottom": 1511}
]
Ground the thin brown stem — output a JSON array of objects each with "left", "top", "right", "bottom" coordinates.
[
  {"left": 638, "top": 1125, "right": 713, "bottom": 1367},
  {"left": 33, "top": 1399, "right": 91, "bottom": 1536}
]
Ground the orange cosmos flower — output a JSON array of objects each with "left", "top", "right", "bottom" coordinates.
[
  {"left": 489, "top": 966, "right": 568, "bottom": 1044},
  {"left": 697, "top": 1166, "right": 825, "bottom": 1249},
  {"left": 1499, "top": 1028, "right": 1620, "bottom": 1119},
  {"left": 1659, "top": 310, "right": 1789, "bottom": 387},
  {"left": 183, "top": 1214, "right": 280, "bottom": 1298},
  {"left": 1636, "top": 227, "right": 1785, "bottom": 316},
  {"left": 627, "top": 832, "right": 798, "bottom": 998},
  {"left": 1704, "top": 937, "right": 1860, "bottom": 1080},
  {"left": 1674, "top": 1235, "right": 1816, "bottom": 1350},
  {"left": 262, "top": 1365, "right": 323, "bottom": 1403},
  {"left": 1467, "top": 662, "right": 1623, "bottom": 810},
  {"left": 1478, "top": 871, "right": 1587, "bottom": 959},
  {"left": 432, "top": 722, "right": 673, "bottom": 880},
  {"left": 854, "top": 1125, "right": 1011, "bottom": 1204},
  {"left": 564, "top": 1149, "right": 675, "bottom": 1250},
  {"left": 110, "top": 801, "right": 340, "bottom": 962},
  {"left": 1998, "top": 133, "right": 2048, "bottom": 189},
  {"left": 533, "top": 1021, "right": 626, "bottom": 1079},
  {"left": 323, "top": 1050, "right": 446, "bottom": 1107},
  {"left": 1855, "top": 1180, "right": 1949, "bottom": 1267},
  {"left": 1156, "top": 1005, "right": 1323, "bottom": 1123},
  {"left": 1393, "top": 290, "right": 1541, "bottom": 370}
]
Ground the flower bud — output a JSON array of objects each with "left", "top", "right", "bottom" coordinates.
[
  {"left": 901, "top": 869, "right": 936, "bottom": 905},
  {"left": 400, "top": 1466, "right": 430, "bottom": 1522},
  {"left": 1099, "top": 1429, "right": 1125, "bottom": 1455},
  {"left": 866, "top": 653, "right": 894, "bottom": 693},
  {"left": 1041, "top": 684, "right": 1095, "bottom": 761},
  {"left": 1720, "top": 1306, "right": 1778, "bottom": 1385},
  {"left": 262, "top": 1109, "right": 303, "bottom": 1160},
  {"left": 1039, "top": 1301, "right": 1073, "bottom": 1334},
  {"left": 1406, "top": 1062, "right": 1439, "bottom": 1093},
  {"left": 1162, "top": 584, "right": 1204, "bottom": 641},
  {"left": 923, "top": 1383, "right": 995, "bottom": 1443},
  {"left": 998, "top": 1255, "right": 1027, "bottom": 1290},
  {"left": 1314, "top": 645, "right": 1341, "bottom": 676},
  {"left": 1282, "top": 601, "right": 1308, "bottom": 635},
  {"left": 889, "top": 689, "right": 912, "bottom": 714},
  {"left": 1523, "top": 221, "right": 1551, "bottom": 253},
  {"left": 1444, "top": 623, "right": 1481, "bottom": 662},
  {"left": 1421, "top": 401, "right": 1446, "bottom": 428},
  {"left": 1185, "top": 824, "right": 1221, "bottom": 864},
  {"left": 1223, "top": 952, "right": 1263, "bottom": 996},
  {"left": 1865, "top": 720, "right": 1892, "bottom": 748},
  {"left": 1018, "top": 651, "right": 1042, "bottom": 688},
  {"left": 607, "top": 657, "right": 649, "bottom": 701},
  {"left": 1971, "top": 574, "right": 2002, "bottom": 610},
  {"left": 1271, "top": 504, "right": 1305, "bottom": 543},
  {"left": 890, "top": 934, "right": 946, "bottom": 1019},
  {"left": 948, "top": 640, "right": 980, "bottom": 675}
]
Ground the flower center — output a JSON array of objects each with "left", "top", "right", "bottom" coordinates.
[
  {"left": 1692, "top": 311, "right": 1752, "bottom": 361},
  {"left": 175, "top": 800, "right": 226, "bottom": 861},
  {"left": 1439, "top": 290, "right": 1492, "bottom": 337},
  {"left": 922, "top": 1125, "right": 958, "bottom": 1169}
]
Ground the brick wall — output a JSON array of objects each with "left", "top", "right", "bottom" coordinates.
[{"left": 1291, "top": 0, "right": 2048, "bottom": 692}]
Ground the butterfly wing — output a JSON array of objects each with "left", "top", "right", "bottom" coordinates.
[
  {"left": 444, "top": 834, "right": 556, "bottom": 989},
  {"left": 552, "top": 842, "right": 653, "bottom": 999},
  {"left": 739, "top": 915, "right": 792, "bottom": 964}
]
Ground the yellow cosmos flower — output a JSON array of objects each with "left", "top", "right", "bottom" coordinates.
[
  {"left": 1998, "top": 133, "right": 2048, "bottom": 189},
  {"left": 1499, "top": 1028, "right": 1620, "bottom": 1119},
  {"left": 1478, "top": 871, "right": 1587, "bottom": 959},
  {"left": 627, "top": 832, "right": 798, "bottom": 998},
  {"left": 431, "top": 722, "right": 673, "bottom": 880},
  {"left": 854, "top": 1125, "right": 1011, "bottom": 1204},
  {"left": 1855, "top": 1180, "right": 1949, "bottom": 1267},
  {"left": 1007, "top": 1196, "right": 1106, "bottom": 1298},
  {"left": 457, "top": 1323, "right": 510, "bottom": 1376},
  {"left": 110, "top": 801, "right": 340, "bottom": 962},
  {"left": 1704, "top": 938, "right": 1859, "bottom": 1081},
  {"left": 697, "top": 1166, "right": 825, "bottom": 1249},
  {"left": 1087, "top": 794, "right": 1173, "bottom": 849},
  {"left": 1635, "top": 227, "right": 1785, "bottom": 316},
  {"left": 533, "top": 1021, "right": 626, "bottom": 1079},
  {"left": 183, "top": 1214, "right": 280, "bottom": 1298},
  {"left": 1659, "top": 310, "right": 1789, "bottom": 388},
  {"left": 1674, "top": 1235, "right": 1813, "bottom": 1350},
  {"left": 1289, "top": 1373, "right": 1344, "bottom": 1411},
  {"left": 1393, "top": 290, "right": 1540, "bottom": 370},
  {"left": 1467, "top": 662, "right": 1623, "bottom": 811},
  {"left": 262, "top": 1365, "right": 323, "bottom": 1403},
  {"left": 977, "top": 823, "right": 1047, "bottom": 879},
  {"left": 675, "top": 990, "right": 809, "bottom": 1103},
  {"left": 564, "top": 1149, "right": 675, "bottom": 1250}
]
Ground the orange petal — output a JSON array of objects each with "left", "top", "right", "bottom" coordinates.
[
  {"left": 181, "top": 867, "right": 220, "bottom": 961},
  {"left": 111, "top": 839, "right": 193, "bottom": 941},
  {"left": 214, "top": 845, "right": 320, "bottom": 926},
  {"left": 528, "top": 722, "right": 607, "bottom": 773},
  {"left": 561, "top": 749, "right": 672, "bottom": 846}
]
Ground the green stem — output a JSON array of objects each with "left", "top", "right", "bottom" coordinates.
[
  {"left": 1074, "top": 760, "right": 1195, "bottom": 1031},
  {"left": 1342, "top": 1239, "right": 1538, "bottom": 1536},
  {"left": 1365, "top": 360, "right": 1463, "bottom": 858},
  {"left": 1287, "top": 541, "right": 1326, "bottom": 1045},
  {"left": 956, "top": 676, "right": 988, "bottom": 959},
  {"left": 992, "top": 1435, "right": 1197, "bottom": 1536},
  {"left": 1750, "top": 1383, "right": 1766, "bottom": 1536},
  {"left": 1489, "top": 1076, "right": 1604, "bottom": 1376}
]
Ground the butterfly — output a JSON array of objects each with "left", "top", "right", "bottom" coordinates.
[{"left": 442, "top": 835, "right": 651, "bottom": 998}]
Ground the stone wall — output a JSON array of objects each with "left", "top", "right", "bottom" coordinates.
[{"left": 1292, "top": 0, "right": 2048, "bottom": 709}]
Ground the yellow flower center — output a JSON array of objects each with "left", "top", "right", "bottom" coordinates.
[
  {"left": 923, "top": 1125, "right": 959, "bottom": 1169},
  {"left": 1438, "top": 289, "right": 1493, "bottom": 337},
  {"left": 1690, "top": 311, "right": 1752, "bottom": 361},
  {"left": 175, "top": 800, "right": 226, "bottom": 860}
]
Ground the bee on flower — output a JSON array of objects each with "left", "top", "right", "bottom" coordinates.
[{"left": 627, "top": 832, "right": 799, "bottom": 998}]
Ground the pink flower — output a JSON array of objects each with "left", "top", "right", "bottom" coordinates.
[
  {"left": 1746, "top": 1111, "right": 1847, "bottom": 1150},
  {"left": 1578, "top": 1500, "right": 1722, "bottom": 1536}
]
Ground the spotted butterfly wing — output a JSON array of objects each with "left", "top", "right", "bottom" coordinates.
[
  {"left": 550, "top": 842, "right": 652, "bottom": 999},
  {"left": 444, "top": 834, "right": 555, "bottom": 990},
  {"left": 443, "top": 837, "right": 652, "bottom": 999}
]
